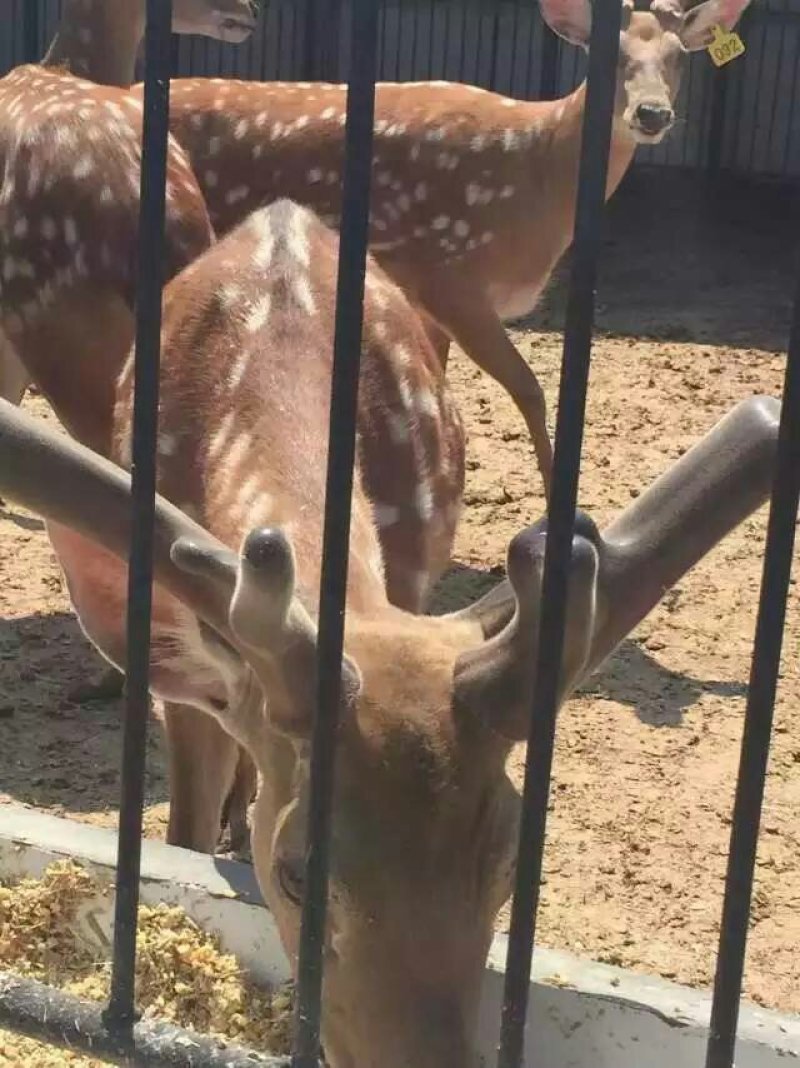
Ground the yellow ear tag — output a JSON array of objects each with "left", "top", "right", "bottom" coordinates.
[{"left": 707, "top": 23, "right": 745, "bottom": 67}]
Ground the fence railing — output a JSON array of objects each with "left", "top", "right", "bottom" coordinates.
[{"left": 0, "top": 1, "right": 798, "bottom": 1067}]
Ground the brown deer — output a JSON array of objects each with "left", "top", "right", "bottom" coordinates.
[
  {"left": 147, "top": 0, "right": 751, "bottom": 501},
  {"left": 0, "top": 0, "right": 258, "bottom": 410},
  {"left": 0, "top": 1, "right": 258, "bottom": 798},
  {"left": 0, "top": 201, "right": 780, "bottom": 1065}
]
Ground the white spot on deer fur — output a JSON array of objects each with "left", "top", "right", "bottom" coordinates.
[
  {"left": 416, "top": 389, "right": 439, "bottom": 419},
  {"left": 245, "top": 294, "right": 272, "bottom": 334},
  {"left": 235, "top": 119, "right": 249, "bottom": 139},
  {"left": 372, "top": 218, "right": 388, "bottom": 232},
  {"left": 221, "top": 283, "right": 242, "bottom": 308},
  {"left": 386, "top": 411, "right": 410, "bottom": 444},
  {"left": 158, "top": 434, "right": 177, "bottom": 457},
  {"left": 307, "top": 167, "right": 323, "bottom": 184},
  {"left": 471, "top": 134, "right": 487, "bottom": 152},
  {"left": 64, "top": 218, "right": 78, "bottom": 246},
  {"left": 500, "top": 184, "right": 515, "bottom": 199},
  {"left": 396, "top": 194, "right": 411, "bottom": 212},
  {"left": 376, "top": 171, "right": 392, "bottom": 188},
  {"left": 255, "top": 111, "right": 269, "bottom": 128},
  {"left": 393, "top": 344, "right": 411, "bottom": 367},
  {"left": 190, "top": 113, "right": 204, "bottom": 130},
  {"left": 502, "top": 97, "right": 518, "bottom": 107},
  {"left": 228, "top": 349, "right": 251, "bottom": 392},
  {"left": 326, "top": 171, "right": 338, "bottom": 185},
  {"left": 416, "top": 480, "right": 434, "bottom": 521},
  {"left": 503, "top": 129, "right": 520, "bottom": 151},
  {"left": 73, "top": 155, "right": 94, "bottom": 180},
  {"left": 414, "top": 182, "right": 427, "bottom": 202},
  {"left": 410, "top": 144, "right": 421, "bottom": 162},
  {"left": 466, "top": 183, "right": 480, "bottom": 206},
  {"left": 413, "top": 226, "right": 426, "bottom": 239},
  {"left": 425, "top": 127, "right": 446, "bottom": 142},
  {"left": 454, "top": 220, "right": 470, "bottom": 238},
  {"left": 293, "top": 276, "right": 316, "bottom": 315},
  {"left": 321, "top": 106, "right": 337, "bottom": 120},
  {"left": 226, "top": 185, "right": 250, "bottom": 205},
  {"left": 432, "top": 215, "right": 449, "bottom": 231},
  {"left": 208, "top": 411, "right": 236, "bottom": 460},
  {"left": 12, "top": 217, "right": 27, "bottom": 238},
  {"left": 295, "top": 115, "right": 309, "bottom": 129},
  {"left": 481, "top": 231, "right": 495, "bottom": 245},
  {"left": 373, "top": 503, "right": 400, "bottom": 527},
  {"left": 205, "top": 170, "right": 219, "bottom": 188}
]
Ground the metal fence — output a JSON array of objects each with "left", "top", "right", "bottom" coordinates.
[
  {"left": 0, "top": 0, "right": 799, "bottom": 1067},
  {"left": 4, "top": 0, "right": 800, "bottom": 176}
]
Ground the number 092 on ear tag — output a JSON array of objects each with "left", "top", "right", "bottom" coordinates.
[{"left": 708, "top": 23, "right": 745, "bottom": 67}]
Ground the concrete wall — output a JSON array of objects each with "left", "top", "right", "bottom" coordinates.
[{"left": 1, "top": 804, "right": 798, "bottom": 1067}]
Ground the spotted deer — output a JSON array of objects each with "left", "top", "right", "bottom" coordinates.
[
  {"left": 149, "top": 0, "right": 752, "bottom": 502},
  {"left": 0, "top": 285, "right": 780, "bottom": 1068},
  {"left": 0, "top": 0, "right": 258, "bottom": 413},
  {"left": 0, "top": 0, "right": 259, "bottom": 843}
]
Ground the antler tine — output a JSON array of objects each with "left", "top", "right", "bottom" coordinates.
[
  {"left": 649, "top": 0, "right": 686, "bottom": 25},
  {"left": 584, "top": 394, "right": 780, "bottom": 678},
  {"left": 0, "top": 398, "right": 235, "bottom": 639}
]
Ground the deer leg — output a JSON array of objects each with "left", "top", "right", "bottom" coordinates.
[
  {"left": 419, "top": 310, "right": 452, "bottom": 373},
  {"left": 221, "top": 748, "right": 258, "bottom": 854},
  {"left": 162, "top": 701, "right": 241, "bottom": 853},
  {"left": 0, "top": 335, "right": 30, "bottom": 408},
  {"left": 66, "top": 662, "right": 125, "bottom": 703},
  {"left": 426, "top": 297, "right": 553, "bottom": 500}
]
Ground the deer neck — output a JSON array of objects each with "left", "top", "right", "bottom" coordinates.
[
  {"left": 43, "top": 0, "right": 145, "bottom": 88},
  {"left": 536, "top": 83, "right": 636, "bottom": 227}
]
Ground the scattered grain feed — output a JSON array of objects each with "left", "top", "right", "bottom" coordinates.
[{"left": 0, "top": 860, "right": 293, "bottom": 1066}]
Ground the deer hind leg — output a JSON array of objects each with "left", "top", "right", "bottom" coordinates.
[
  {"left": 66, "top": 663, "right": 125, "bottom": 704},
  {"left": 163, "top": 702, "right": 242, "bottom": 854},
  {"left": 425, "top": 294, "right": 554, "bottom": 501},
  {"left": 0, "top": 334, "right": 30, "bottom": 407},
  {"left": 419, "top": 310, "right": 452, "bottom": 373},
  {"left": 221, "top": 748, "right": 258, "bottom": 854}
]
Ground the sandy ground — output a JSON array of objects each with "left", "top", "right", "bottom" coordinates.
[{"left": 1, "top": 169, "right": 799, "bottom": 1019}]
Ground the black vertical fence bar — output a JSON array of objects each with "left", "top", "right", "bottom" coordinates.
[
  {"left": 704, "top": 216, "right": 800, "bottom": 1068},
  {"left": 290, "top": 0, "right": 379, "bottom": 1064},
  {"left": 707, "top": 62, "right": 730, "bottom": 175},
  {"left": 22, "top": 0, "right": 40, "bottom": 63},
  {"left": 496, "top": 0, "right": 622, "bottom": 1065},
  {"left": 104, "top": 0, "right": 173, "bottom": 1032},
  {"left": 538, "top": 21, "right": 560, "bottom": 101}
]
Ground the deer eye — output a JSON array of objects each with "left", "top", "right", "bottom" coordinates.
[{"left": 276, "top": 855, "right": 306, "bottom": 906}]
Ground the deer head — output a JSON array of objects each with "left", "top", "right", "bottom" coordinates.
[
  {"left": 172, "top": 0, "right": 259, "bottom": 43},
  {"left": 0, "top": 392, "right": 778, "bottom": 1067},
  {"left": 540, "top": 0, "right": 752, "bottom": 143}
]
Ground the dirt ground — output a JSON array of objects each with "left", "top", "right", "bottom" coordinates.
[{"left": 1, "top": 169, "right": 799, "bottom": 1016}]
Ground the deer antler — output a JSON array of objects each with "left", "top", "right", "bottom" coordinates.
[
  {"left": 0, "top": 399, "right": 358, "bottom": 736},
  {"left": 455, "top": 395, "right": 780, "bottom": 740}
]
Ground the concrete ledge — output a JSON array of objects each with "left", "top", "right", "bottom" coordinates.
[{"left": 1, "top": 803, "right": 798, "bottom": 1066}]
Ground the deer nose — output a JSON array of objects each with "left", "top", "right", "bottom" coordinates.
[{"left": 634, "top": 102, "right": 673, "bottom": 135}]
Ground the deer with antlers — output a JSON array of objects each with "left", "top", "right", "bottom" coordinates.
[
  {"left": 0, "top": 188, "right": 780, "bottom": 1060},
  {"left": 134, "top": 0, "right": 752, "bottom": 503}
]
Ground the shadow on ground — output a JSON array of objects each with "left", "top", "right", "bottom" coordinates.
[{"left": 431, "top": 560, "right": 747, "bottom": 727}]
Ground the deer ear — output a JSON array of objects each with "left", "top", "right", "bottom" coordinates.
[
  {"left": 679, "top": 0, "right": 751, "bottom": 51},
  {"left": 539, "top": 0, "right": 592, "bottom": 47}
]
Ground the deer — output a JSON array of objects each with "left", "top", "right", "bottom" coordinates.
[
  {"left": 0, "top": 194, "right": 780, "bottom": 1063},
  {"left": 0, "top": 0, "right": 259, "bottom": 805},
  {"left": 137, "top": 0, "right": 752, "bottom": 504},
  {"left": 0, "top": 37, "right": 467, "bottom": 849}
]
